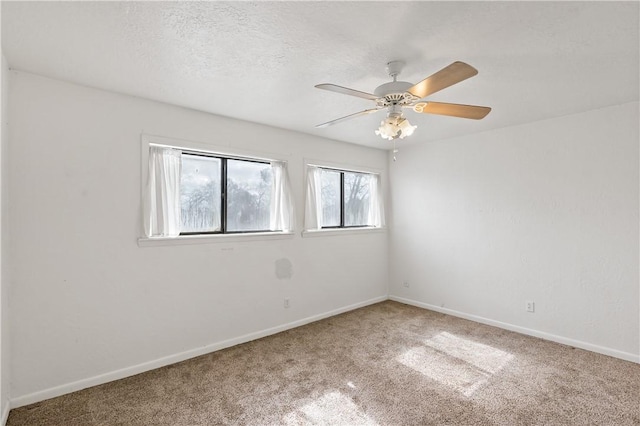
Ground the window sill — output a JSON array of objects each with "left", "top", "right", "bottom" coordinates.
[
  {"left": 138, "top": 231, "right": 295, "bottom": 247},
  {"left": 301, "top": 227, "right": 386, "bottom": 238}
]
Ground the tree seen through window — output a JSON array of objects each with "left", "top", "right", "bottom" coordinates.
[
  {"left": 319, "top": 168, "right": 371, "bottom": 228},
  {"left": 180, "top": 154, "right": 272, "bottom": 233}
]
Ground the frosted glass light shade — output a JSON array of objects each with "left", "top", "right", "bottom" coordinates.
[{"left": 375, "top": 115, "right": 416, "bottom": 140}]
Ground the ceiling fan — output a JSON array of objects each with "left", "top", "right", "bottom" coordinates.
[{"left": 315, "top": 61, "right": 491, "bottom": 141}]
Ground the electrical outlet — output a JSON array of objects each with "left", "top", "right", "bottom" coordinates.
[
  {"left": 403, "top": 281, "right": 410, "bottom": 288},
  {"left": 284, "top": 298, "right": 290, "bottom": 309},
  {"left": 526, "top": 301, "right": 535, "bottom": 313}
]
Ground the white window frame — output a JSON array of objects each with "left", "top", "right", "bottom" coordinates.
[
  {"left": 302, "top": 158, "right": 386, "bottom": 238},
  {"left": 138, "top": 134, "right": 294, "bottom": 247}
]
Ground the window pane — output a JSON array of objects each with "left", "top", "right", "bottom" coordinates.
[
  {"left": 321, "top": 169, "right": 341, "bottom": 227},
  {"left": 344, "top": 172, "right": 371, "bottom": 226},
  {"left": 227, "top": 160, "right": 272, "bottom": 232},
  {"left": 180, "top": 154, "right": 222, "bottom": 233}
]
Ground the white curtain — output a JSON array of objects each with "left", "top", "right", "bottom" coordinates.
[
  {"left": 367, "top": 173, "right": 385, "bottom": 227},
  {"left": 304, "top": 166, "right": 323, "bottom": 230},
  {"left": 269, "top": 161, "right": 295, "bottom": 232},
  {"left": 144, "top": 146, "right": 182, "bottom": 237}
]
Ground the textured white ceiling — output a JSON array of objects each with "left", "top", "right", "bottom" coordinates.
[{"left": 2, "top": 1, "right": 638, "bottom": 149}]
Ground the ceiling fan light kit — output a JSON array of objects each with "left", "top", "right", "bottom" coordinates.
[
  {"left": 315, "top": 60, "right": 491, "bottom": 144},
  {"left": 375, "top": 103, "right": 417, "bottom": 141},
  {"left": 375, "top": 115, "right": 417, "bottom": 141}
]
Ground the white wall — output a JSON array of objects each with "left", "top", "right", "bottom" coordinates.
[
  {"left": 7, "top": 67, "right": 637, "bottom": 410},
  {"left": 8, "top": 71, "right": 389, "bottom": 404},
  {"left": 1, "top": 54, "right": 11, "bottom": 422},
  {"left": 390, "top": 102, "right": 639, "bottom": 361}
]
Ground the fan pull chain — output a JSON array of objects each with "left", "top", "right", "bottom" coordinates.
[{"left": 393, "top": 139, "right": 398, "bottom": 162}]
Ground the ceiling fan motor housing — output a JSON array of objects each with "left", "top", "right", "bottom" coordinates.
[
  {"left": 374, "top": 81, "right": 412, "bottom": 98},
  {"left": 374, "top": 81, "right": 420, "bottom": 108},
  {"left": 374, "top": 61, "right": 420, "bottom": 107}
]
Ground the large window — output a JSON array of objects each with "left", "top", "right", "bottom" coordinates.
[
  {"left": 180, "top": 153, "right": 272, "bottom": 234},
  {"left": 144, "top": 144, "right": 294, "bottom": 238},
  {"left": 306, "top": 166, "right": 382, "bottom": 230}
]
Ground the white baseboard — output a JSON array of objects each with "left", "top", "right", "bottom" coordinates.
[
  {"left": 10, "top": 295, "right": 387, "bottom": 409},
  {"left": 1, "top": 399, "right": 9, "bottom": 426},
  {"left": 389, "top": 295, "right": 640, "bottom": 364},
  {"left": 10, "top": 293, "right": 638, "bottom": 409}
]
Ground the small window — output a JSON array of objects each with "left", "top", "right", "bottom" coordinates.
[{"left": 319, "top": 168, "right": 372, "bottom": 228}]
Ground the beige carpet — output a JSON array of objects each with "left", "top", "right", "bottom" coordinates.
[{"left": 7, "top": 301, "right": 639, "bottom": 425}]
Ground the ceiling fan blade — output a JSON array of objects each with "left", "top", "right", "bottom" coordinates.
[
  {"left": 408, "top": 62, "right": 478, "bottom": 99},
  {"left": 315, "top": 109, "right": 381, "bottom": 128},
  {"left": 315, "top": 84, "right": 379, "bottom": 101},
  {"left": 413, "top": 102, "right": 491, "bottom": 120}
]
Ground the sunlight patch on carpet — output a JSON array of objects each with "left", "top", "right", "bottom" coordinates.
[
  {"left": 396, "top": 332, "right": 514, "bottom": 396},
  {"left": 282, "top": 391, "right": 377, "bottom": 425},
  {"left": 425, "top": 332, "right": 514, "bottom": 374}
]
